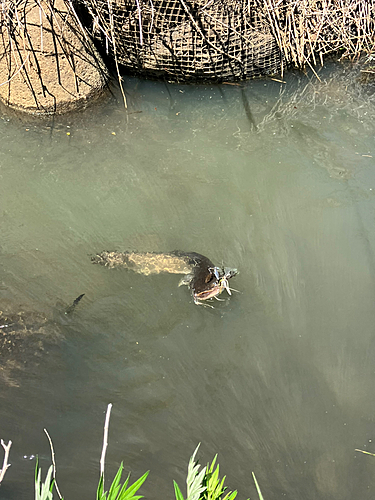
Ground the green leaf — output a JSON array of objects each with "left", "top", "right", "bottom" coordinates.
[
  {"left": 205, "top": 464, "right": 226, "bottom": 500},
  {"left": 42, "top": 466, "right": 54, "bottom": 500},
  {"left": 35, "top": 456, "right": 39, "bottom": 484},
  {"left": 218, "top": 477, "right": 226, "bottom": 494},
  {"left": 207, "top": 455, "right": 217, "bottom": 474},
  {"left": 252, "top": 473, "right": 264, "bottom": 500},
  {"left": 222, "top": 491, "right": 237, "bottom": 500},
  {"left": 186, "top": 444, "right": 206, "bottom": 500},
  {"left": 35, "top": 464, "right": 54, "bottom": 500},
  {"left": 97, "top": 473, "right": 105, "bottom": 500},
  {"left": 174, "top": 480, "right": 185, "bottom": 500},
  {"left": 202, "top": 454, "right": 236, "bottom": 500},
  {"left": 118, "top": 470, "right": 149, "bottom": 500},
  {"left": 107, "top": 462, "right": 124, "bottom": 500},
  {"left": 115, "top": 473, "right": 130, "bottom": 499},
  {"left": 35, "top": 467, "right": 41, "bottom": 500}
]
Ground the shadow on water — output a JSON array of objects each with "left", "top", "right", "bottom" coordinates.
[
  {"left": 1, "top": 60, "right": 375, "bottom": 499},
  {"left": 0, "top": 294, "right": 84, "bottom": 387}
]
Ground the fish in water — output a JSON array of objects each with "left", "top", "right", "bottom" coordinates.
[{"left": 91, "top": 251, "right": 238, "bottom": 306}]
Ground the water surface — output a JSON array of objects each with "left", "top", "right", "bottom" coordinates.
[{"left": 1, "top": 62, "right": 375, "bottom": 499}]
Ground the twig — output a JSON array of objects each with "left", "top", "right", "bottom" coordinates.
[
  {"left": 355, "top": 448, "right": 375, "bottom": 457},
  {"left": 178, "top": 0, "right": 242, "bottom": 65},
  {"left": 135, "top": 0, "right": 143, "bottom": 45},
  {"left": 148, "top": 0, "right": 154, "bottom": 33},
  {"left": 305, "top": 56, "right": 322, "bottom": 82},
  {"left": 262, "top": 0, "right": 375, "bottom": 71},
  {"left": 65, "top": 0, "right": 91, "bottom": 44},
  {"left": 0, "top": 53, "right": 30, "bottom": 87},
  {"left": 107, "top": 0, "right": 128, "bottom": 110},
  {"left": 100, "top": 403, "right": 113, "bottom": 484},
  {"left": 39, "top": 4, "right": 44, "bottom": 53},
  {"left": 44, "top": 429, "right": 63, "bottom": 500},
  {"left": 0, "top": 439, "right": 12, "bottom": 484}
]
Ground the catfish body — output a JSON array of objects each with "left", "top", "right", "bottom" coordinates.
[{"left": 92, "top": 250, "right": 238, "bottom": 305}]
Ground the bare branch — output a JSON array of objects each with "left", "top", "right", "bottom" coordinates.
[
  {"left": 0, "top": 439, "right": 12, "bottom": 484},
  {"left": 135, "top": 0, "right": 143, "bottom": 45},
  {"left": 107, "top": 0, "right": 127, "bottom": 110},
  {"left": 0, "top": 54, "right": 30, "bottom": 87},
  {"left": 100, "top": 403, "right": 113, "bottom": 485},
  {"left": 44, "top": 429, "right": 63, "bottom": 500}
]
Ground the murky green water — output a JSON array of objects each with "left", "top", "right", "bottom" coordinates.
[{"left": 1, "top": 62, "right": 375, "bottom": 499}]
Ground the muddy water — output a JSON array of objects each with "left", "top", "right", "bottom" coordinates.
[{"left": 1, "top": 62, "right": 375, "bottom": 499}]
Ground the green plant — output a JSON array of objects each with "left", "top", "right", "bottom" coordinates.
[
  {"left": 355, "top": 449, "right": 375, "bottom": 457},
  {"left": 252, "top": 473, "right": 264, "bottom": 500},
  {"left": 174, "top": 444, "right": 206, "bottom": 500},
  {"left": 30, "top": 404, "right": 265, "bottom": 500},
  {"left": 96, "top": 462, "right": 149, "bottom": 500},
  {"left": 202, "top": 454, "right": 237, "bottom": 500},
  {"left": 35, "top": 458, "right": 56, "bottom": 500},
  {"left": 173, "top": 444, "right": 261, "bottom": 500}
]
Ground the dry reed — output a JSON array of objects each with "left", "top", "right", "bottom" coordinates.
[
  {"left": 260, "top": 0, "right": 375, "bottom": 71},
  {"left": 82, "top": 0, "right": 374, "bottom": 79},
  {"left": 1, "top": 0, "right": 374, "bottom": 97}
]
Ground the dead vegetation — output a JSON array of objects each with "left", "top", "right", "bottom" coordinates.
[
  {"left": 261, "top": 0, "right": 375, "bottom": 72},
  {"left": 82, "top": 0, "right": 375, "bottom": 81},
  {"left": 0, "top": 0, "right": 374, "bottom": 112}
]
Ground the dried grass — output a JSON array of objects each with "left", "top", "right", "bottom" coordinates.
[
  {"left": 1, "top": 0, "right": 374, "bottom": 97},
  {"left": 261, "top": 0, "right": 375, "bottom": 71},
  {"left": 82, "top": 0, "right": 375, "bottom": 81}
]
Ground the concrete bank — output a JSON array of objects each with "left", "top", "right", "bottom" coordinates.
[{"left": 0, "top": 0, "right": 108, "bottom": 115}]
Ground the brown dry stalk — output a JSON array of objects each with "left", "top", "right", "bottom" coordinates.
[
  {"left": 261, "top": 0, "right": 375, "bottom": 69},
  {"left": 107, "top": 0, "right": 128, "bottom": 109}
]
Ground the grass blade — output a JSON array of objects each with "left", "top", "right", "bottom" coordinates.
[
  {"left": 355, "top": 449, "right": 375, "bottom": 457},
  {"left": 174, "top": 480, "right": 185, "bottom": 500},
  {"left": 97, "top": 473, "right": 105, "bottom": 500},
  {"left": 252, "top": 472, "right": 264, "bottom": 500},
  {"left": 222, "top": 492, "right": 237, "bottom": 500},
  {"left": 35, "top": 464, "right": 54, "bottom": 500},
  {"left": 107, "top": 462, "right": 124, "bottom": 499},
  {"left": 118, "top": 470, "right": 149, "bottom": 500}
]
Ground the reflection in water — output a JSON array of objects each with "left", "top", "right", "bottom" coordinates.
[{"left": 1, "top": 62, "right": 375, "bottom": 499}]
